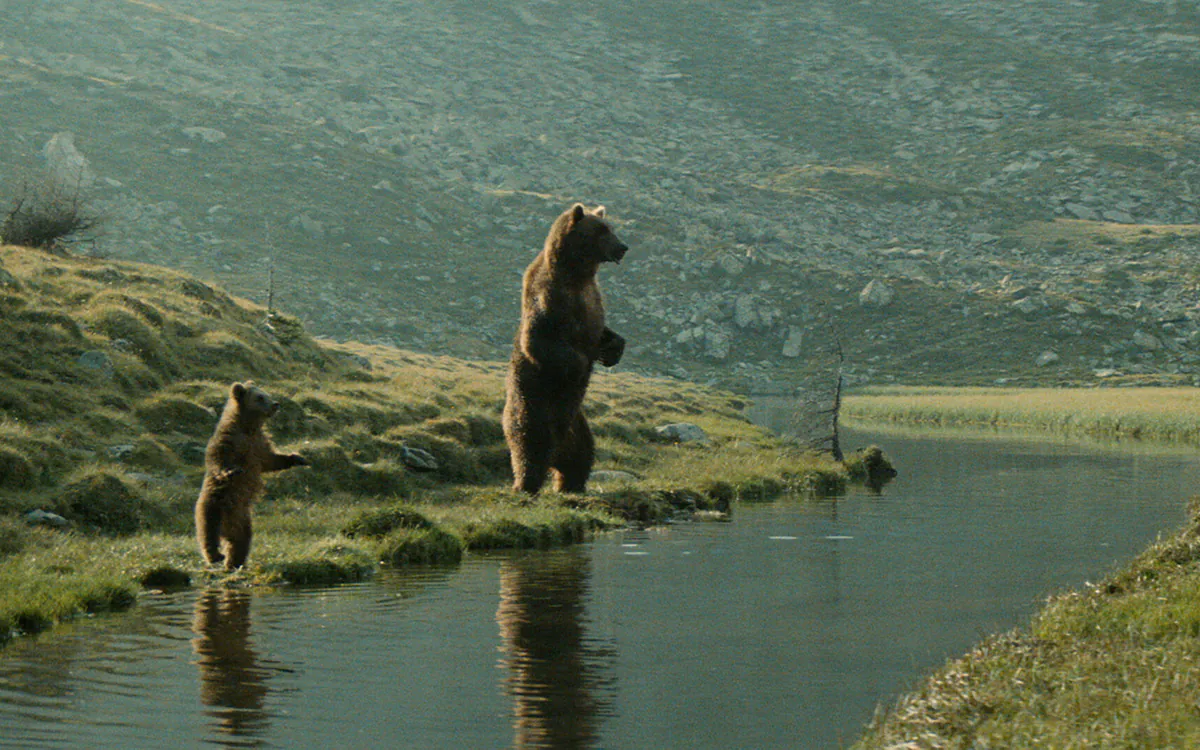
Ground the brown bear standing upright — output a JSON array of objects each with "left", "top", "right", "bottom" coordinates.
[
  {"left": 503, "top": 203, "right": 629, "bottom": 495},
  {"left": 195, "top": 382, "right": 307, "bottom": 569}
]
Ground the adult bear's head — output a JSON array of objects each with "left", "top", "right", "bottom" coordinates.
[{"left": 546, "top": 203, "right": 629, "bottom": 271}]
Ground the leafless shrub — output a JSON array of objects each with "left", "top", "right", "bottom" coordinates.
[{"left": 1, "top": 179, "right": 100, "bottom": 251}]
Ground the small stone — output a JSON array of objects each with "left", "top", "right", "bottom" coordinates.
[
  {"left": 733, "top": 294, "right": 757, "bottom": 328},
  {"left": 78, "top": 350, "right": 115, "bottom": 380},
  {"left": 589, "top": 469, "right": 640, "bottom": 486},
  {"left": 656, "top": 423, "right": 710, "bottom": 444},
  {"left": 1065, "top": 203, "right": 1099, "bottom": 221},
  {"left": 24, "top": 509, "right": 69, "bottom": 528},
  {"left": 182, "top": 126, "right": 228, "bottom": 144},
  {"left": 782, "top": 327, "right": 804, "bottom": 358},
  {"left": 1133, "top": 330, "right": 1162, "bottom": 350},
  {"left": 107, "top": 444, "right": 136, "bottom": 461},
  {"left": 400, "top": 445, "right": 439, "bottom": 472},
  {"left": 1036, "top": 350, "right": 1060, "bottom": 367},
  {"left": 705, "top": 328, "right": 731, "bottom": 360},
  {"left": 1011, "top": 297, "right": 1042, "bottom": 315},
  {"left": 858, "top": 279, "right": 895, "bottom": 309}
]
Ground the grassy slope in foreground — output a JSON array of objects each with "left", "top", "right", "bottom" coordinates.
[
  {"left": 846, "top": 385, "right": 1200, "bottom": 445},
  {"left": 847, "top": 385, "right": 1200, "bottom": 747},
  {"left": 0, "top": 243, "right": 856, "bottom": 645}
]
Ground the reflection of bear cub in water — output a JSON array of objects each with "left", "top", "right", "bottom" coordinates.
[
  {"left": 195, "top": 382, "right": 307, "bottom": 569},
  {"left": 503, "top": 203, "right": 629, "bottom": 495}
]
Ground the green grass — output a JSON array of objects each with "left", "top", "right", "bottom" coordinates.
[
  {"left": 846, "top": 386, "right": 1200, "bottom": 445},
  {"left": 0, "top": 241, "right": 860, "bottom": 645}
]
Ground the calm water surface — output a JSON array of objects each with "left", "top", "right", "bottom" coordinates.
[{"left": 2, "top": 428, "right": 1199, "bottom": 749}]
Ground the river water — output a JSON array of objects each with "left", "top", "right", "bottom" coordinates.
[{"left": 2, "top": 428, "right": 1199, "bottom": 749}]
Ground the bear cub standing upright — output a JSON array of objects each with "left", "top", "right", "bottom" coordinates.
[
  {"left": 195, "top": 381, "right": 307, "bottom": 569},
  {"left": 503, "top": 203, "right": 629, "bottom": 495}
]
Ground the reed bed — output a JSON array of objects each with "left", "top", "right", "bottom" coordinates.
[{"left": 846, "top": 386, "right": 1200, "bottom": 445}]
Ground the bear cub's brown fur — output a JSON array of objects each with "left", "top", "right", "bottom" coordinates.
[
  {"left": 503, "top": 203, "right": 629, "bottom": 495},
  {"left": 195, "top": 381, "right": 307, "bottom": 569}
]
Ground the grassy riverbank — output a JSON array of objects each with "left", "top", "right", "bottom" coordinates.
[
  {"left": 846, "top": 385, "right": 1200, "bottom": 445},
  {"left": 848, "top": 385, "right": 1200, "bottom": 746},
  {"left": 855, "top": 500, "right": 1200, "bottom": 748},
  {"left": 0, "top": 243, "right": 856, "bottom": 645}
]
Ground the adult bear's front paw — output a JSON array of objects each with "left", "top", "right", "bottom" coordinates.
[{"left": 598, "top": 330, "right": 625, "bottom": 367}]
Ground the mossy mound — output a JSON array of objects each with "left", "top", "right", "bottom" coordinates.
[
  {"left": 376, "top": 527, "right": 464, "bottom": 566},
  {"left": 342, "top": 505, "right": 434, "bottom": 539},
  {"left": 55, "top": 470, "right": 158, "bottom": 535}
]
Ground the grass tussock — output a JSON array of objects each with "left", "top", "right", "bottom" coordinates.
[
  {"left": 856, "top": 502, "right": 1200, "bottom": 748},
  {"left": 0, "top": 242, "right": 867, "bottom": 646},
  {"left": 847, "top": 386, "right": 1200, "bottom": 445}
]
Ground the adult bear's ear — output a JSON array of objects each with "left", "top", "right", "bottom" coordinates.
[
  {"left": 593, "top": 205, "right": 606, "bottom": 219},
  {"left": 231, "top": 382, "right": 246, "bottom": 401},
  {"left": 569, "top": 203, "right": 586, "bottom": 224}
]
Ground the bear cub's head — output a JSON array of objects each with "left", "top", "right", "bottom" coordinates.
[
  {"left": 552, "top": 203, "right": 628, "bottom": 266},
  {"left": 229, "top": 381, "right": 279, "bottom": 421}
]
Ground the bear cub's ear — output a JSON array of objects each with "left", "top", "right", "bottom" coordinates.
[
  {"left": 570, "top": 203, "right": 586, "bottom": 223},
  {"left": 593, "top": 205, "right": 606, "bottom": 218},
  {"left": 231, "top": 382, "right": 247, "bottom": 402}
]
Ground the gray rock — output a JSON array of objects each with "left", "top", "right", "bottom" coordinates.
[
  {"left": 858, "top": 279, "right": 895, "bottom": 309},
  {"left": 656, "top": 422, "right": 710, "bottom": 444},
  {"left": 717, "top": 254, "right": 746, "bottom": 277},
  {"left": 1065, "top": 203, "right": 1099, "bottom": 221},
  {"left": 107, "top": 444, "right": 136, "bottom": 461},
  {"left": 733, "top": 294, "right": 757, "bottom": 328},
  {"left": 1011, "top": 297, "right": 1043, "bottom": 315},
  {"left": 1036, "top": 350, "right": 1060, "bottom": 367},
  {"left": 42, "top": 131, "right": 95, "bottom": 188},
  {"left": 782, "top": 326, "right": 805, "bottom": 358},
  {"left": 705, "top": 327, "right": 731, "bottom": 360},
  {"left": 290, "top": 214, "right": 326, "bottom": 236},
  {"left": 24, "top": 509, "right": 69, "bottom": 528},
  {"left": 400, "top": 445, "right": 439, "bottom": 472},
  {"left": 182, "top": 126, "right": 228, "bottom": 144},
  {"left": 1133, "top": 330, "right": 1162, "bottom": 350},
  {"left": 78, "top": 350, "right": 115, "bottom": 380},
  {"left": 589, "top": 469, "right": 640, "bottom": 485}
]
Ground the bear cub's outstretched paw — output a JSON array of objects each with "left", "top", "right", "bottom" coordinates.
[{"left": 598, "top": 329, "right": 625, "bottom": 367}]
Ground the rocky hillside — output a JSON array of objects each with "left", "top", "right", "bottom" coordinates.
[{"left": 2, "top": 0, "right": 1198, "bottom": 390}]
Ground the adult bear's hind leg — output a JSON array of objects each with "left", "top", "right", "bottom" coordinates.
[{"left": 552, "top": 412, "right": 594, "bottom": 494}]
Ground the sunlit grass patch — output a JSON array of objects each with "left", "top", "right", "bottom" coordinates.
[
  {"left": 427, "top": 496, "right": 617, "bottom": 551},
  {"left": 846, "top": 386, "right": 1200, "bottom": 445},
  {"left": 254, "top": 538, "right": 376, "bottom": 585},
  {"left": 644, "top": 442, "right": 846, "bottom": 500},
  {"left": 341, "top": 504, "right": 434, "bottom": 538},
  {"left": 375, "top": 527, "right": 464, "bottom": 566}
]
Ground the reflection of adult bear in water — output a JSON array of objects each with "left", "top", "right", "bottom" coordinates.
[
  {"left": 503, "top": 204, "right": 629, "bottom": 495},
  {"left": 191, "top": 589, "right": 270, "bottom": 740},
  {"left": 496, "top": 549, "right": 614, "bottom": 748}
]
